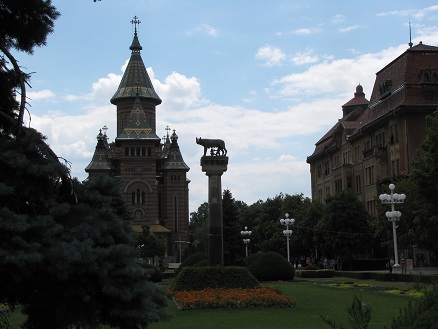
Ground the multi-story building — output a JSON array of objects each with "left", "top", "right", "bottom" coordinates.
[
  {"left": 84, "top": 20, "right": 190, "bottom": 259},
  {"left": 307, "top": 42, "right": 438, "bottom": 217}
]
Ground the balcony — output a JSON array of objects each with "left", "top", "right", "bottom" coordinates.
[{"left": 363, "top": 146, "right": 387, "bottom": 160}]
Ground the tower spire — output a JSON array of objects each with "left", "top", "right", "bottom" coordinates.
[{"left": 409, "top": 20, "right": 413, "bottom": 48}]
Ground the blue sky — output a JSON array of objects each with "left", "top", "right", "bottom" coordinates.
[{"left": 17, "top": 0, "right": 438, "bottom": 213}]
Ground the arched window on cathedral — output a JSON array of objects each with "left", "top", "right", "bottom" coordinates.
[{"left": 132, "top": 188, "right": 146, "bottom": 204}]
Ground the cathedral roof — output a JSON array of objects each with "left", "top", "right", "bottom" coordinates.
[
  {"left": 161, "top": 130, "right": 190, "bottom": 171},
  {"left": 85, "top": 130, "right": 114, "bottom": 173},
  {"left": 110, "top": 27, "right": 162, "bottom": 105},
  {"left": 116, "top": 96, "right": 161, "bottom": 141}
]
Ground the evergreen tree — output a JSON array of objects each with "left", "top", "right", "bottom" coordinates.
[
  {"left": 222, "top": 189, "right": 243, "bottom": 265},
  {"left": 1, "top": 2, "right": 169, "bottom": 327}
]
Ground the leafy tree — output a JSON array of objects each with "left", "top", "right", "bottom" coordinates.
[
  {"left": 409, "top": 109, "right": 438, "bottom": 256},
  {"left": 372, "top": 178, "right": 415, "bottom": 259},
  {"left": 252, "top": 195, "right": 285, "bottom": 253},
  {"left": 292, "top": 198, "right": 325, "bottom": 258},
  {"left": 136, "top": 225, "right": 167, "bottom": 264},
  {"left": 222, "top": 189, "right": 243, "bottom": 265},
  {"left": 316, "top": 190, "right": 373, "bottom": 259},
  {"left": 189, "top": 202, "right": 209, "bottom": 253}
]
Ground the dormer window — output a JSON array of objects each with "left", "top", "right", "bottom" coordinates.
[
  {"left": 420, "top": 69, "right": 438, "bottom": 83},
  {"left": 379, "top": 79, "right": 392, "bottom": 100}
]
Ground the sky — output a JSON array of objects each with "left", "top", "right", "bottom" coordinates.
[{"left": 16, "top": 0, "right": 438, "bottom": 213}]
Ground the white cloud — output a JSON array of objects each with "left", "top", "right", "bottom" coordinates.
[
  {"left": 293, "top": 28, "right": 321, "bottom": 35},
  {"left": 255, "top": 45, "right": 286, "bottom": 66},
  {"left": 331, "top": 14, "right": 345, "bottom": 24},
  {"left": 271, "top": 44, "right": 406, "bottom": 98},
  {"left": 338, "top": 25, "right": 362, "bottom": 33},
  {"left": 28, "top": 89, "right": 55, "bottom": 100},
  {"left": 186, "top": 24, "right": 218, "bottom": 37},
  {"left": 291, "top": 50, "right": 319, "bottom": 65}
]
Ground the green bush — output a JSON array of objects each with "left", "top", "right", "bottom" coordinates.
[
  {"left": 247, "top": 251, "right": 295, "bottom": 281},
  {"left": 140, "top": 263, "right": 162, "bottom": 282},
  {"left": 244, "top": 252, "right": 263, "bottom": 267},
  {"left": 193, "top": 259, "right": 209, "bottom": 267},
  {"left": 171, "top": 266, "right": 260, "bottom": 291},
  {"left": 391, "top": 284, "right": 438, "bottom": 328},
  {"left": 296, "top": 269, "right": 334, "bottom": 278},
  {"left": 175, "top": 252, "right": 208, "bottom": 275},
  {"left": 305, "top": 264, "right": 319, "bottom": 270}
]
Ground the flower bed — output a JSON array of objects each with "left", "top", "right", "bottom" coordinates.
[
  {"left": 326, "top": 281, "right": 424, "bottom": 297},
  {"left": 386, "top": 289, "right": 424, "bottom": 297},
  {"left": 168, "top": 286, "right": 296, "bottom": 310}
]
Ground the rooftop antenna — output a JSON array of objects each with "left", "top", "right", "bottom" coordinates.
[{"left": 408, "top": 20, "right": 413, "bottom": 48}]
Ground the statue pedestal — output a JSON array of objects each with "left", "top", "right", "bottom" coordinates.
[{"left": 201, "top": 156, "right": 228, "bottom": 266}]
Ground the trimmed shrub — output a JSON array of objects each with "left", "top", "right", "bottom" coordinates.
[
  {"left": 305, "top": 264, "right": 319, "bottom": 270},
  {"left": 391, "top": 284, "right": 438, "bottom": 328},
  {"left": 175, "top": 252, "right": 208, "bottom": 275},
  {"left": 248, "top": 251, "right": 295, "bottom": 281},
  {"left": 140, "top": 264, "right": 162, "bottom": 282},
  {"left": 244, "top": 252, "right": 263, "bottom": 267},
  {"left": 296, "top": 269, "right": 334, "bottom": 278},
  {"left": 171, "top": 266, "right": 260, "bottom": 291},
  {"left": 193, "top": 259, "right": 209, "bottom": 267}
]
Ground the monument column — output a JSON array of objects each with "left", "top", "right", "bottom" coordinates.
[{"left": 200, "top": 156, "right": 228, "bottom": 266}]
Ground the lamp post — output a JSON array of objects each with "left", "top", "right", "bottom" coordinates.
[
  {"left": 379, "top": 183, "right": 406, "bottom": 273},
  {"left": 240, "top": 226, "right": 252, "bottom": 257},
  {"left": 280, "top": 213, "right": 294, "bottom": 263}
]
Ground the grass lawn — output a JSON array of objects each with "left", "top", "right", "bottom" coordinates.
[
  {"left": 4, "top": 277, "right": 422, "bottom": 329},
  {"left": 150, "top": 279, "right": 417, "bottom": 329}
]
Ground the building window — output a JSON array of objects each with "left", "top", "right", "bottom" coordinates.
[
  {"left": 365, "top": 166, "right": 374, "bottom": 186},
  {"left": 132, "top": 188, "right": 145, "bottom": 204},
  {"left": 324, "top": 161, "right": 330, "bottom": 175},
  {"left": 390, "top": 124, "right": 399, "bottom": 144},
  {"left": 375, "top": 131, "right": 385, "bottom": 147},
  {"left": 335, "top": 179, "right": 342, "bottom": 193},
  {"left": 318, "top": 189, "right": 323, "bottom": 202},
  {"left": 317, "top": 165, "right": 322, "bottom": 178},
  {"left": 364, "top": 139, "right": 371, "bottom": 151},
  {"left": 173, "top": 195, "right": 178, "bottom": 232},
  {"left": 355, "top": 174, "right": 362, "bottom": 193},
  {"left": 325, "top": 187, "right": 330, "bottom": 198},
  {"left": 342, "top": 150, "right": 350, "bottom": 164},
  {"left": 354, "top": 146, "right": 360, "bottom": 163},
  {"left": 334, "top": 155, "right": 340, "bottom": 167}
]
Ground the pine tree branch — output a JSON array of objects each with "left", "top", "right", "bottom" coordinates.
[{"left": 0, "top": 36, "right": 28, "bottom": 130}]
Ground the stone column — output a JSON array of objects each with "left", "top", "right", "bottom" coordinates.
[{"left": 200, "top": 156, "right": 228, "bottom": 266}]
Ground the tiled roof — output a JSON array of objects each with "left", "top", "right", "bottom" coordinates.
[
  {"left": 85, "top": 131, "right": 114, "bottom": 172},
  {"left": 111, "top": 32, "right": 162, "bottom": 105}
]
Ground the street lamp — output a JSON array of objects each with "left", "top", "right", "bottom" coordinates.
[
  {"left": 379, "top": 183, "right": 406, "bottom": 273},
  {"left": 280, "top": 213, "right": 294, "bottom": 263},
  {"left": 240, "top": 226, "right": 252, "bottom": 257}
]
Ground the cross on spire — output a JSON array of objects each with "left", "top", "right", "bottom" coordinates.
[
  {"left": 131, "top": 16, "right": 141, "bottom": 33},
  {"left": 165, "top": 125, "right": 171, "bottom": 137}
]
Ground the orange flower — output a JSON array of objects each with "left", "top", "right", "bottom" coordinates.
[{"left": 170, "top": 286, "right": 295, "bottom": 310}]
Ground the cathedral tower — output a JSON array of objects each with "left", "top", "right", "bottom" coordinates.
[{"left": 85, "top": 17, "right": 190, "bottom": 259}]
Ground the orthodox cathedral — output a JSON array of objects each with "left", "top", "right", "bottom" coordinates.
[{"left": 85, "top": 17, "right": 190, "bottom": 259}]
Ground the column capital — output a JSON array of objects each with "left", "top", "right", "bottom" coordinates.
[{"left": 200, "top": 156, "right": 228, "bottom": 175}]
